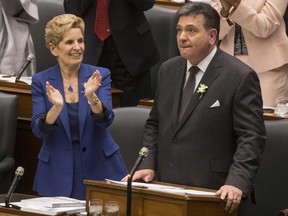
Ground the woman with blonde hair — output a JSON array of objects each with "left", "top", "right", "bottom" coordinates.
[{"left": 31, "top": 14, "right": 127, "bottom": 199}]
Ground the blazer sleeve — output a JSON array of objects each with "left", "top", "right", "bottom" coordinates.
[
  {"left": 225, "top": 70, "right": 266, "bottom": 195},
  {"left": 230, "top": 0, "right": 287, "bottom": 38},
  {"left": 212, "top": 0, "right": 288, "bottom": 39},
  {"left": 31, "top": 73, "right": 52, "bottom": 139},
  {"left": 210, "top": 0, "right": 234, "bottom": 40}
]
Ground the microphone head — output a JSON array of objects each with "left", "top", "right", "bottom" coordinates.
[
  {"left": 15, "top": 166, "right": 24, "bottom": 176},
  {"left": 27, "top": 54, "right": 34, "bottom": 61},
  {"left": 139, "top": 147, "right": 149, "bottom": 158}
]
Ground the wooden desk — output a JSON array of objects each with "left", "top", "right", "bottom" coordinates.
[
  {"left": 262, "top": 112, "right": 288, "bottom": 120},
  {"left": 85, "top": 180, "right": 237, "bottom": 216},
  {"left": 0, "top": 206, "right": 47, "bottom": 216},
  {"left": 0, "top": 81, "right": 122, "bottom": 195},
  {"left": 139, "top": 98, "right": 288, "bottom": 121}
]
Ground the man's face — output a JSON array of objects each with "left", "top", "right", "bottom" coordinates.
[{"left": 177, "top": 15, "right": 216, "bottom": 65}]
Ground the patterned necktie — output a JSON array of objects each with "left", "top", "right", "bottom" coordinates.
[
  {"left": 178, "top": 66, "right": 199, "bottom": 121},
  {"left": 94, "top": 0, "right": 111, "bottom": 41}
]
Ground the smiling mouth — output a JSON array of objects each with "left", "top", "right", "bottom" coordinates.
[{"left": 71, "top": 53, "right": 82, "bottom": 57}]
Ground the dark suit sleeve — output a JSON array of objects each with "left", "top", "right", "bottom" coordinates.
[
  {"left": 138, "top": 64, "right": 165, "bottom": 171},
  {"left": 226, "top": 70, "right": 266, "bottom": 195},
  {"left": 63, "top": 0, "right": 93, "bottom": 16},
  {"left": 64, "top": 0, "right": 155, "bottom": 15},
  {"left": 121, "top": 0, "right": 155, "bottom": 11}
]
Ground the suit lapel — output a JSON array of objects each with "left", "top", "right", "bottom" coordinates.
[
  {"left": 175, "top": 50, "right": 223, "bottom": 133},
  {"left": 48, "top": 64, "right": 92, "bottom": 144},
  {"left": 78, "top": 65, "right": 91, "bottom": 141},
  {"left": 48, "top": 66, "right": 72, "bottom": 143},
  {"left": 171, "top": 60, "right": 188, "bottom": 130}
]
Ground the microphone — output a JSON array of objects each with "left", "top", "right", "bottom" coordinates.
[
  {"left": 129, "top": 147, "right": 149, "bottom": 176},
  {"left": 5, "top": 166, "right": 25, "bottom": 208},
  {"left": 126, "top": 147, "right": 148, "bottom": 216},
  {"left": 15, "top": 54, "right": 34, "bottom": 83}
]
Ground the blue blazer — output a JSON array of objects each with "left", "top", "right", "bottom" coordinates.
[{"left": 31, "top": 63, "right": 127, "bottom": 197}]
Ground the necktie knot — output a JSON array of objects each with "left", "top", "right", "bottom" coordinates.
[{"left": 189, "top": 66, "right": 199, "bottom": 76}]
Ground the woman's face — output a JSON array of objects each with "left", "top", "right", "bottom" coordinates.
[{"left": 50, "top": 28, "right": 85, "bottom": 69}]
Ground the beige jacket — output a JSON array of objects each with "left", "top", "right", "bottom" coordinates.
[{"left": 211, "top": 0, "right": 288, "bottom": 72}]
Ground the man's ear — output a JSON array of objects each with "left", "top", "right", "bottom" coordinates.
[{"left": 209, "top": 29, "right": 218, "bottom": 45}]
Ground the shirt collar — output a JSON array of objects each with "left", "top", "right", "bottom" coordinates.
[{"left": 186, "top": 46, "right": 217, "bottom": 73}]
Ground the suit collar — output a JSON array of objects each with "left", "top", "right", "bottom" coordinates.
[
  {"left": 171, "top": 59, "right": 188, "bottom": 130},
  {"left": 48, "top": 64, "right": 91, "bottom": 143},
  {"left": 174, "top": 49, "right": 223, "bottom": 133}
]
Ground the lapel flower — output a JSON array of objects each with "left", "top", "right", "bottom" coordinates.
[
  {"left": 81, "top": 82, "right": 87, "bottom": 95},
  {"left": 197, "top": 83, "right": 208, "bottom": 99}
]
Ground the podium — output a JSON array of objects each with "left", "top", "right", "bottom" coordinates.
[
  {"left": 0, "top": 81, "right": 123, "bottom": 195},
  {"left": 0, "top": 206, "right": 46, "bottom": 216},
  {"left": 85, "top": 180, "right": 237, "bottom": 216}
]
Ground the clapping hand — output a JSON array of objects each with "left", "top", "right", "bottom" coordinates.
[
  {"left": 46, "top": 81, "right": 64, "bottom": 110},
  {"left": 223, "top": 0, "right": 241, "bottom": 8},
  {"left": 84, "top": 70, "right": 102, "bottom": 97}
]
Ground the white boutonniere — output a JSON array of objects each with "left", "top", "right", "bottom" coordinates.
[{"left": 197, "top": 83, "right": 208, "bottom": 99}]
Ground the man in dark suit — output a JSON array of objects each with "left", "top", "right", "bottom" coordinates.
[
  {"left": 125, "top": 2, "right": 266, "bottom": 214},
  {"left": 63, "top": 0, "right": 160, "bottom": 106}
]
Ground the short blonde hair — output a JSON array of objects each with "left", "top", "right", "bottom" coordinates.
[{"left": 45, "top": 14, "right": 85, "bottom": 48}]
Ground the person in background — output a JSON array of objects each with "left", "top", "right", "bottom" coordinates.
[
  {"left": 0, "top": 0, "right": 38, "bottom": 76},
  {"left": 31, "top": 14, "right": 127, "bottom": 200},
  {"left": 211, "top": 0, "right": 288, "bottom": 107},
  {"left": 188, "top": 0, "right": 211, "bottom": 3},
  {"left": 63, "top": 0, "right": 160, "bottom": 107},
  {"left": 122, "top": 2, "right": 266, "bottom": 215},
  {"left": 284, "top": 6, "right": 288, "bottom": 36}
]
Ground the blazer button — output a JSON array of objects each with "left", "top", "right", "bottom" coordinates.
[
  {"left": 172, "top": 140, "right": 177, "bottom": 146},
  {"left": 82, "top": 147, "right": 86, "bottom": 152}
]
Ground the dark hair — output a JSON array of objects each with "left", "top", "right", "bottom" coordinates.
[{"left": 177, "top": 2, "right": 220, "bottom": 39}]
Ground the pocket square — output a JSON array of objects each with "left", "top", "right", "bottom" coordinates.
[{"left": 210, "top": 100, "right": 220, "bottom": 108}]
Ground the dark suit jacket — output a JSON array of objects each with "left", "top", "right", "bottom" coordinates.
[
  {"left": 64, "top": 0, "right": 160, "bottom": 77},
  {"left": 141, "top": 49, "right": 266, "bottom": 196},
  {"left": 31, "top": 64, "right": 127, "bottom": 197}
]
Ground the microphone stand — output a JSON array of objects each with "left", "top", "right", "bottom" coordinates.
[
  {"left": 126, "top": 147, "right": 148, "bottom": 216},
  {"left": 15, "top": 54, "right": 34, "bottom": 83},
  {"left": 126, "top": 174, "right": 133, "bottom": 216},
  {"left": 5, "top": 167, "right": 24, "bottom": 209}
]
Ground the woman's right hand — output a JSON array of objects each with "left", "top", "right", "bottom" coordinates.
[
  {"left": 46, "top": 81, "right": 64, "bottom": 110},
  {"left": 219, "top": 0, "right": 232, "bottom": 17}
]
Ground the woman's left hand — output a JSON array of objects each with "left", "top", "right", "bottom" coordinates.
[{"left": 84, "top": 70, "right": 102, "bottom": 97}]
